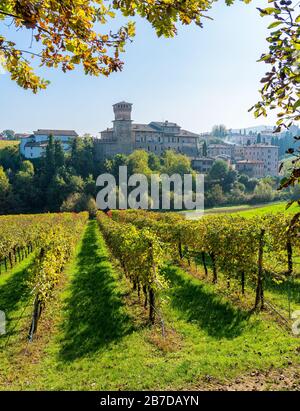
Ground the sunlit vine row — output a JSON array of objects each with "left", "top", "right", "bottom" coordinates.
[
  {"left": 97, "top": 212, "right": 167, "bottom": 323},
  {"left": 0, "top": 212, "right": 88, "bottom": 340},
  {"left": 0, "top": 214, "right": 56, "bottom": 272},
  {"left": 111, "top": 210, "right": 300, "bottom": 310},
  {"left": 27, "top": 212, "right": 88, "bottom": 340}
]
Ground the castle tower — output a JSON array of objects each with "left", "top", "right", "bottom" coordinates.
[
  {"left": 113, "top": 101, "right": 132, "bottom": 121},
  {"left": 112, "top": 101, "right": 134, "bottom": 154}
]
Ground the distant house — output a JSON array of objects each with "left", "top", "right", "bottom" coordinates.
[
  {"left": 241, "top": 144, "right": 279, "bottom": 177},
  {"left": 226, "top": 134, "right": 257, "bottom": 145},
  {"left": 207, "top": 142, "right": 279, "bottom": 177},
  {"left": 20, "top": 129, "right": 78, "bottom": 159},
  {"left": 235, "top": 160, "right": 264, "bottom": 178},
  {"left": 207, "top": 143, "right": 233, "bottom": 159},
  {"left": 191, "top": 157, "right": 214, "bottom": 173}
]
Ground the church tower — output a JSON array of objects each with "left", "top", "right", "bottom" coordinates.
[{"left": 113, "top": 101, "right": 134, "bottom": 153}]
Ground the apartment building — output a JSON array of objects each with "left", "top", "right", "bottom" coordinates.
[{"left": 241, "top": 144, "right": 279, "bottom": 177}]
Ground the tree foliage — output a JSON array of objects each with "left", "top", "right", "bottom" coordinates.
[
  {"left": 0, "top": 0, "right": 213, "bottom": 92},
  {"left": 212, "top": 124, "right": 227, "bottom": 138},
  {"left": 250, "top": 0, "right": 300, "bottom": 129},
  {"left": 248, "top": 2, "right": 300, "bottom": 201}
]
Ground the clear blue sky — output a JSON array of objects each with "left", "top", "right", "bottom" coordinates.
[{"left": 0, "top": 0, "right": 275, "bottom": 136}]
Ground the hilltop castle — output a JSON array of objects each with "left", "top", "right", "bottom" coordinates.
[
  {"left": 94, "top": 102, "right": 202, "bottom": 160},
  {"left": 17, "top": 101, "right": 279, "bottom": 178}
]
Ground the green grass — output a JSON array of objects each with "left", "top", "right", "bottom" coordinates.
[
  {"left": 264, "top": 273, "right": 300, "bottom": 317},
  {"left": 232, "top": 202, "right": 300, "bottom": 218},
  {"left": 1, "top": 221, "right": 299, "bottom": 390},
  {"left": 193, "top": 251, "right": 300, "bottom": 321},
  {"left": 0, "top": 253, "right": 36, "bottom": 328},
  {"left": 0, "top": 253, "right": 37, "bottom": 385},
  {"left": 182, "top": 201, "right": 300, "bottom": 218},
  {"left": 0, "top": 140, "right": 19, "bottom": 149},
  {"left": 205, "top": 202, "right": 283, "bottom": 215}
]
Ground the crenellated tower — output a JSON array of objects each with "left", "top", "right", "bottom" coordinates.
[{"left": 112, "top": 101, "right": 134, "bottom": 153}]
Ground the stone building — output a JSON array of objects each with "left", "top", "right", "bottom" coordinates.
[
  {"left": 191, "top": 157, "right": 214, "bottom": 173},
  {"left": 235, "top": 160, "right": 264, "bottom": 178},
  {"left": 94, "top": 102, "right": 202, "bottom": 161},
  {"left": 206, "top": 142, "right": 279, "bottom": 177},
  {"left": 240, "top": 144, "right": 279, "bottom": 177},
  {"left": 207, "top": 143, "right": 233, "bottom": 159}
]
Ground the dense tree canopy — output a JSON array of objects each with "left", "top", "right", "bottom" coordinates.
[
  {"left": 208, "top": 158, "right": 228, "bottom": 181},
  {"left": 0, "top": 143, "right": 294, "bottom": 213},
  {"left": 1, "top": 129, "right": 15, "bottom": 139}
]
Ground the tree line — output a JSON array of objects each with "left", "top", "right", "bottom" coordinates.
[{"left": 0, "top": 137, "right": 298, "bottom": 214}]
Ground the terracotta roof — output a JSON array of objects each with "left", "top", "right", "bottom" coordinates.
[
  {"left": 178, "top": 129, "right": 199, "bottom": 137},
  {"left": 132, "top": 124, "right": 157, "bottom": 132},
  {"left": 33, "top": 129, "right": 78, "bottom": 137},
  {"left": 150, "top": 121, "right": 179, "bottom": 128}
]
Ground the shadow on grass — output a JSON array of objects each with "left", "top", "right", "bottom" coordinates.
[
  {"left": 264, "top": 274, "right": 300, "bottom": 305},
  {"left": 162, "top": 265, "right": 251, "bottom": 339},
  {"left": 59, "top": 221, "right": 133, "bottom": 361},
  {"left": 194, "top": 253, "right": 300, "bottom": 306},
  {"left": 0, "top": 260, "right": 33, "bottom": 332}
]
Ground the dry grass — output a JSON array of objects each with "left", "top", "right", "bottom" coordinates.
[{"left": 0, "top": 140, "right": 19, "bottom": 149}]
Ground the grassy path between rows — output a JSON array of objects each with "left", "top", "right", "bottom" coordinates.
[{"left": 0, "top": 220, "right": 299, "bottom": 390}]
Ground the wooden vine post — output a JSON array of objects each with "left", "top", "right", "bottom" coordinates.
[
  {"left": 241, "top": 271, "right": 245, "bottom": 295},
  {"left": 255, "top": 228, "right": 265, "bottom": 310},
  {"left": 210, "top": 252, "right": 218, "bottom": 284},
  {"left": 201, "top": 251, "right": 208, "bottom": 277},
  {"left": 149, "top": 241, "right": 156, "bottom": 324}
]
